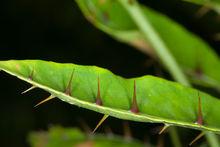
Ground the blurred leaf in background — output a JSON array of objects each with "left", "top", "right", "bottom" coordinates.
[
  {"left": 28, "top": 126, "right": 144, "bottom": 147},
  {"left": 76, "top": 0, "right": 220, "bottom": 91}
]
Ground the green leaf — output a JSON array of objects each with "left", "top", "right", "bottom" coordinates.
[
  {"left": 76, "top": 0, "right": 220, "bottom": 90},
  {"left": 1, "top": 60, "right": 220, "bottom": 134},
  {"left": 28, "top": 126, "right": 143, "bottom": 147}
]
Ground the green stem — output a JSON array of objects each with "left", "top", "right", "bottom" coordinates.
[
  {"left": 169, "top": 127, "right": 182, "bottom": 147},
  {"left": 206, "top": 132, "right": 220, "bottom": 147},
  {"left": 118, "top": 0, "right": 190, "bottom": 86},
  {"left": 118, "top": 1, "right": 185, "bottom": 146},
  {"left": 118, "top": 0, "right": 219, "bottom": 146}
]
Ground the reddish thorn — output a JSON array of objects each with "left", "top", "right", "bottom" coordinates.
[
  {"left": 197, "top": 92, "right": 203, "bottom": 125},
  {"left": 96, "top": 98, "right": 102, "bottom": 106},
  {"left": 131, "top": 80, "right": 139, "bottom": 113},
  {"left": 96, "top": 76, "right": 102, "bottom": 106},
  {"left": 65, "top": 86, "right": 71, "bottom": 96},
  {"left": 29, "top": 69, "right": 34, "bottom": 80},
  {"left": 65, "top": 69, "right": 74, "bottom": 96}
]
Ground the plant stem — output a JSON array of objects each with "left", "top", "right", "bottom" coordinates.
[
  {"left": 118, "top": 0, "right": 219, "bottom": 146},
  {"left": 118, "top": 0, "right": 190, "bottom": 86},
  {"left": 169, "top": 127, "right": 182, "bottom": 147},
  {"left": 118, "top": 1, "right": 186, "bottom": 146},
  {"left": 206, "top": 132, "right": 220, "bottom": 147}
]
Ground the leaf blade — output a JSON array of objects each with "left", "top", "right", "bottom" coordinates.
[{"left": 1, "top": 60, "right": 220, "bottom": 133}]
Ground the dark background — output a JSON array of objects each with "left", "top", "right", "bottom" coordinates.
[{"left": 0, "top": 0, "right": 219, "bottom": 146}]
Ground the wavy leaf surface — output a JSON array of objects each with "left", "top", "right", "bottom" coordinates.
[{"left": 0, "top": 60, "right": 220, "bottom": 133}]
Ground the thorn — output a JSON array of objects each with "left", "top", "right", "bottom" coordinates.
[
  {"left": 21, "top": 86, "right": 37, "bottom": 94},
  {"left": 65, "top": 69, "right": 75, "bottom": 96},
  {"left": 189, "top": 132, "right": 205, "bottom": 146},
  {"left": 197, "top": 92, "right": 203, "bottom": 125},
  {"left": 123, "top": 121, "right": 132, "bottom": 140},
  {"left": 159, "top": 124, "right": 169, "bottom": 134},
  {"left": 92, "top": 114, "right": 109, "bottom": 133},
  {"left": 96, "top": 76, "right": 102, "bottom": 105},
  {"left": 34, "top": 95, "right": 55, "bottom": 108},
  {"left": 131, "top": 80, "right": 139, "bottom": 113},
  {"left": 29, "top": 69, "right": 35, "bottom": 80}
]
